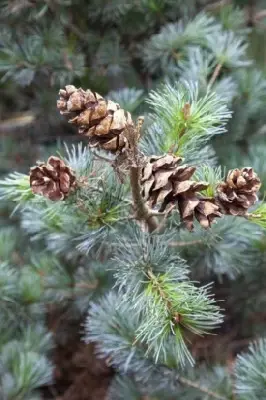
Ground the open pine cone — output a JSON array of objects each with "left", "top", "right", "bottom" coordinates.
[
  {"left": 57, "top": 85, "right": 134, "bottom": 153},
  {"left": 180, "top": 197, "right": 222, "bottom": 231},
  {"left": 141, "top": 154, "right": 188, "bottom": 209},
  {"left": 30, "top": 156, "right": 76, "bottom": 201},
  {"left": 141, "top": 155, "right": 222, "bottom": 230},
  {"left": 216, "top": 167, "right": 261, "bottom": 216}
]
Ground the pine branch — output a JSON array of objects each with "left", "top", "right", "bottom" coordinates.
[
  {"left": 170, "top": 240, "right": 203, "bottom": 247},
  {"left": 204, "top": 0, "right": 232, "bottom": 11},
  {"left": 255, "top": 10, "right": 266, "bottom": 21},
  {"left": 207, "top": 30, "right": 250, "bottom": 68},
  {"left": 135, "top": 273, "right": 222, "bottom": 365},
  {"left": 178, "top": 376, "right": 228, "bottom": 400},
  {"left": 208, "top": 63, "right": 223, "bottom": 88},
  {"left": 74, "top": 281, "right": 99, "bottom": 290},
  {"left": 235, "top": 338, "right": 266, "bottom": 398},
  {"left": 146, "top": 268, "right": 172, "bottom": 311},
  {"left": 2, "top": 3, "right": 266, "bottom": 399},
  {"left": 128, "top": 126, "right": 159, "bottom": 233},
  {"left": 130, "top": 166, "right": 158, "bottom": 233},
  {"left": 144, "top": 81, "right": 231, "bottom": 161}
]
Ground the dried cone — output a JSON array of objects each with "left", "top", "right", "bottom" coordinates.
[
  {"left": 141, "top": 154, "right": 222, "bottom": 230},
  {"left": 216, "top": 167, "right": 261, "bottom": 216},
  {"left": 57, "top": 85, "right": 134, "bottom": 153},
  {"left": 182, "top": 197, "right": 222, "bottom": 231},
  {"left": 30, "top": 156, "right": 76, "bottom": 201},
  {"left": 141, "top": 154, "right": 186, "bottom": 209}
]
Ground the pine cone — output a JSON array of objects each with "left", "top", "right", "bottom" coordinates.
[
  {"left": 57, "top": 85, "right": 134, "bottom": 153},
  {"left": 30, "top": 156, "right": 76, "bottom": 201},
  {"left": 180, "top": 197, "right": 222, "bottom": 231},
  {"left": 216, "top": 167, "right": 261, "bottom": 216},
  {"left": 141, "top": 154, "right": 192, "bottom": 209},
  {"left": 141, "top": 154, "right": 221, "bottom": 230}
]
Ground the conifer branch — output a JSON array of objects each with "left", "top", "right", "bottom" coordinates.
[
  {"left": 147, "top": 269, "right": 172, "bottom": 311},
  {"left": 208, "top": 63, "right": 223, "bottom": 88},
  {"left": 129, "top": 166, "right": 159, "bottom": 233},
  {"left": 75, "top": 281, "right": 99, "bottom": 290},
  {"left": 178, "top": 376, "right": 228, "bottom": 400},
  {"left": 170, "top": 240, "right": 203, "bottom": 247},
  {"left": 2, "top": 2, "right": 266, "bottom": 399},
  {"left": 204, "top": 0, "right": 231, "bottom": 11},
  {"left": 129, "top": 125, "right": 159, "bottom": 233},
  {"left": 255, "top": 10, "right": 266, "bottom": 21}
]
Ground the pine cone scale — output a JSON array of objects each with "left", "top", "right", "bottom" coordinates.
[
  {"left": 142, "top": 178, "right": 155, "bottom": 201},
  {"left": 179, "top": 196, "right": 200, "bottom": 219},
  {"left": 94, "top": 115, "right": 113, "bottom": 136},
  {"left": 103, "top": 136, "right": 125, "bottom": 151},
  {"left": 173, "top": 166, "right": 196, "bottom": 181},
  {"left": 153, "top": 170, "right": 176, "bottom": 191},
  {"left": 173, "top": 180, "right": 195, "bottom": 195},
  {"left": 156, "top": 182, "right": 173, "bottom": 204},
  {"left": 152, "top": 154, "right": 181, "bottom": 170},
  {"left": 110, "top": 109, "right": 127, "bottom": 131},
  {"left": 90, "top": 101, "right": 108, "bottom": 121}
]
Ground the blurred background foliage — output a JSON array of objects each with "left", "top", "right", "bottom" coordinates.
[{"left": 1, "top": 0, "right": 266, "bottom": 399}]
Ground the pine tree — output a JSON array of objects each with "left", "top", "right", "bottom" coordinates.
[{"left": 1, "top": 1, "right": 266, "bottom": 400}]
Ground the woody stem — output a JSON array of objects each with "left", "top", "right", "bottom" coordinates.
[
  {"left": 208, "top": 63, "right": 223, "bottom": 88},
  {"left": 130, "top": 166, "right": 159, "bottom": 232},
  {"left": 178, "top": 377, "right": 228, "bottom": 400}
]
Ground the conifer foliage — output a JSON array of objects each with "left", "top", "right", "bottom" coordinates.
[{"left": 1, "top": 1, "right": 266, "bottom": 400}]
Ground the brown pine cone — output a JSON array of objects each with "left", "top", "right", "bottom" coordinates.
[
  {"left": 216, "top": 167, "right": 261, "bottom": 216},
  {"left": 30, "top": 156, "right": 76, "bottom": 201},
  {"left": 180, "top": 197, "right": 222, "bottom": 231},
  {"left": 141, "top": 154, "right": 221, "bottom": 230},
  {"left": 141, "top": 154, "right": 192, "bottom": 209},
  {"left": 57, "top": 85, "right": 134, "bottom": 153}
]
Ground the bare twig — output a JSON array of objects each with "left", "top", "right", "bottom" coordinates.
[
  {"left": 75, "top": 281, "right": 99, "bottom": 290},
  {"left": 178, "top": 376, "right": 227, "bottom": 400},
  {"left": 208, "top": 63, "right": 223, "bottom": 89},
  {"left": 254, "top": 10, "right": 266, "bottom": 21},
  {"left": 170, "top": 239, "right": 203, "bottom": 247},
  {"left": 0, "top": 112, "right": 35, "bottom": 132},
  {"left": 204, "top": 0, "right": 231, "bottom": 11}
]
